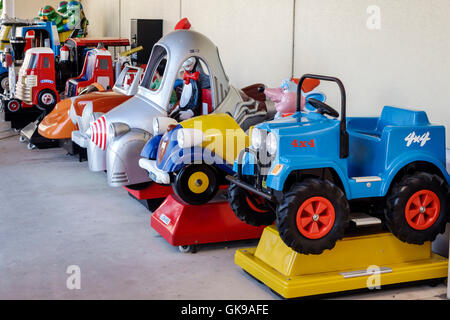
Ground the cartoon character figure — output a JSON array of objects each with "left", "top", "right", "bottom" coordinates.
[
  {"left": 264, "top": 78, "right": 323, "bottom": 118},
  {"left": 39, "top": 6, "right": 64, "bottom": 29},
  {"left": 57, "top": 1, "right": 69, "bottom": 17},
  {"left": 176, "top": 57, "right": 210, "bottom": 121},
  {"left": 60, "top": 1, "right": 88, "bottom": 37}
]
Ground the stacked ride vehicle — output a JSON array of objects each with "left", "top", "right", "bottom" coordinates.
[
  {"left": 2, "top": 30, "right": 130, "bottom": 131},
  {"left": 17, "top": 44, "right": 125, "bottom": 149},
  {"left": 37, "top": 64, "right": 144, "bottom": 158},
  {"left": 228, "top": 74, "right": 449, "bottom": 255},
  {"left": 1, "top": 20, "right": 62, "bottom": 121},
  {"left": 0, "top": 16, "right": 37, "bottom": 94}
]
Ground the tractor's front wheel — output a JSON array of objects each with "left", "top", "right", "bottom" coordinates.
[
  {"left": 173, "top": 164, "right": 219, "bottom": 205},
  {"left": 385, "top": 172, "right": 448, "bottom": 244},
  {"left": 228, "top": 174, "right": 276, "bottom": 226},
  {"left": 276, "top": 178, "right": 350, "bottom": 254}
]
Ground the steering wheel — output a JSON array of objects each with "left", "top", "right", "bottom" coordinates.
[{"left": 307, "top": 98, "right": 339, "bottom": 118}]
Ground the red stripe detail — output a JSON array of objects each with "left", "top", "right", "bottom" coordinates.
[
  {"left": 90, "top": 123, "right": 95, "bottom": 142},
  {"left": 100, "top": 116, "right": 106, "bottom": 150},
  {"left": 102, "top": 117, "right": 107, "bottom": 150},
  {"left": 94, "top": 121, "right": 99, "bottom": 146}
]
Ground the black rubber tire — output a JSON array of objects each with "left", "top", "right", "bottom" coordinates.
[
  {"left": 276, "top": 178, "right": 350, "bottom": 255},
  {"left": 173, "top": 164, "right": 219, "bottom": 205},
  {"left": 37, "top": 89, "right": 57, "bottom": 111},
  {"left": 385, "top": 172, "right": 448, "bottom": 244},
  {"left": 228, "top": 174, "right": 275, "bottom": 226}
]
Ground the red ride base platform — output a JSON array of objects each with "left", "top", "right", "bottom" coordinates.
[
  {"left": 151, "top": 194, "right": 265, "bottom": 248},
  {"left": 123, "top": 183, "right": 173, "bottom": 211}
]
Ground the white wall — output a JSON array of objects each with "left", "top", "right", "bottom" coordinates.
[
  {"left": 182, "top": 0, "right": 293, "bottom": 88},
  {"left": 294, "top": 0, "right": 450, "bottom": 146},
  {"left": 14, "top": 0, "right": 61, "bottom": 19}
]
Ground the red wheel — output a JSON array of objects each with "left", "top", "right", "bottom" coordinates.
[
  {"left": 37, "top": 89, "right": 57, "bottom": 110},
  {"left": 41, "top": 92, "right": 55, "bottom": 105},
  {"left": 385, "top": 172, "right": 448, "bottom": 244},
  {"left": 276, "top": 179, "right": 349, "bottom": 254},
  {"left": 404, "top": 190, "right": 440, "bottom": 230},
  {"left": 245, "top": 194, "right": 270, "bottom": 213},
  {"left": 228, "top": 174, "right": 275, "bottom": 227},
  {"left": 7, "top": 99, "right": 20, "bottom": 112},
  {"left": 296, "top": 196, "right": 336, "bottom": 239}
]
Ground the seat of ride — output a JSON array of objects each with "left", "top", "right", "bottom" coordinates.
[
  {"left": 201, "top": 88, "right": 212, "bottom": 115},
  {"left": 347, "top": 106, "right": 430, "bottom": 178},
  {"left": 347, "top": 106, "right": 430, "bottom": 140}
]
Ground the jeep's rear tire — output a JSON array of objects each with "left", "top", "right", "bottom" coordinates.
[
  {"left": 173, "top": 164, "right": 219, "bottom": 205},
  {"left": 385, "top": 172, "right": 448, "bottom": 244},
  {"left": 276, "top": 178, "right": 349, "bottom": 254},
  {"left": 228, "top": 174, "right": 275, "bottom": 226}
]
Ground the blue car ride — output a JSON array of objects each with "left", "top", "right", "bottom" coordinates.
[{"left": 227, "top": 74, "right": 449, "bottom": 254}]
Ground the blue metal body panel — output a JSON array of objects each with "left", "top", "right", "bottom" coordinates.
[
  {"left": 140, "top": 134, "right": 163, "bottom": 160},
  {"left": 20, "top": 22, "right": 61, "bottom": 56},
  {"left": 237, "top": 106, "right": 449, "bottom": 200},
  {"left": 141, "top": 123, "right": 236, "bottom": 177}
]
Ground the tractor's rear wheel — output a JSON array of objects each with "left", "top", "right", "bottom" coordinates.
[
  {"left": 276, "top": 178, "right": 349, "bottom": 254},
  {"left": 228, "top": 174, "right": 275, "bottom": 226},
  {"left": 385, "top": 172, "right": 448, "bottom": 244}
]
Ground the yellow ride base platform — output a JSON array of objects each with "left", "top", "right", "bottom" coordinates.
[{"left": 235, "top": 225, "right": 448, "bottom": 298}]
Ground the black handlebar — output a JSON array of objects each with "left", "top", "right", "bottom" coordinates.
[{"left": 296, "top": 74, "right": 349, "bottom": 159}]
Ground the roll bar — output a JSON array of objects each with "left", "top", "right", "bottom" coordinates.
[{"left": 296, "top": 74, "right": 349, "bottom": 158}]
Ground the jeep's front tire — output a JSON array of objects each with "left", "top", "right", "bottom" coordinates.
[
  {"left": 385, "top": 172, "right": 448, "bottom": 244},
  {"left": 228, "top": 174, "right": 276, "bottom": 226},
  {"left": 276, "top": 178, "right": 350, "bottom": 254}
]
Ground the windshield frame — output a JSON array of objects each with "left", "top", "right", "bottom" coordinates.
[{"left": 140, "top": 44, "right": 168, "bottom": 93}]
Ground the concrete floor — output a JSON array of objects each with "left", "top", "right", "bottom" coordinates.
[{"left": 0, "top": 119, "right": 448, "bottom": 300}]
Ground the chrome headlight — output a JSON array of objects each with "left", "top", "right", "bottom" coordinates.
[
  {"left": 108, "top": 122, "right": 130, "bottom": 140},
  {"left": 69, "top": 103, "right": 77, "bottom": 125},
  {"left": 153, "top": 118, "right": 159, "bottom": 135},
  {"left": 153, "top": 117, "right": 178, "bottom": 136},
  {"left": 266, "top": 132, "right": 278, "bottom": 156},
  {"left": 251, "top": 128, "right": 262, "bottom": 149},
  {"left": 80, "top": 102, "right": 94, "bottom": 132},
  {"left": 176, "top": 128, "right": 204, "bottom": 149}
]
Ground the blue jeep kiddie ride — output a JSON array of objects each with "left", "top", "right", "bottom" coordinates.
[{"left": 227, "top": 74, "right": 449, "bottom": 255}]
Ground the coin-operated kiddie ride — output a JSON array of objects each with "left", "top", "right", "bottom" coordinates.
[
  {"left": 38, "top": 64, "right": 144, "bottom": 158},
  {"left": 2, "top": 33, "right": 130, "bottom": 131},
  {"left": 229, "top": 74, "right": 449, "bottom": 298},
  {"left": 17, "top": 39, "right": 131, "bottom": 149},
  {"left": 83, "top": 26, "right": 298, "bottom": 252},
  {"left": 1, "top": 20, "right": 63, "bottom": 128},
  {"left": 137, "top": 77, "right": 326, "bottom": 253},
  {"left": 85, "top": 28, "right": 257, "bottom": 192},
  {"left": 19, "top": 46, "right": 113, "bottom": 149}
]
